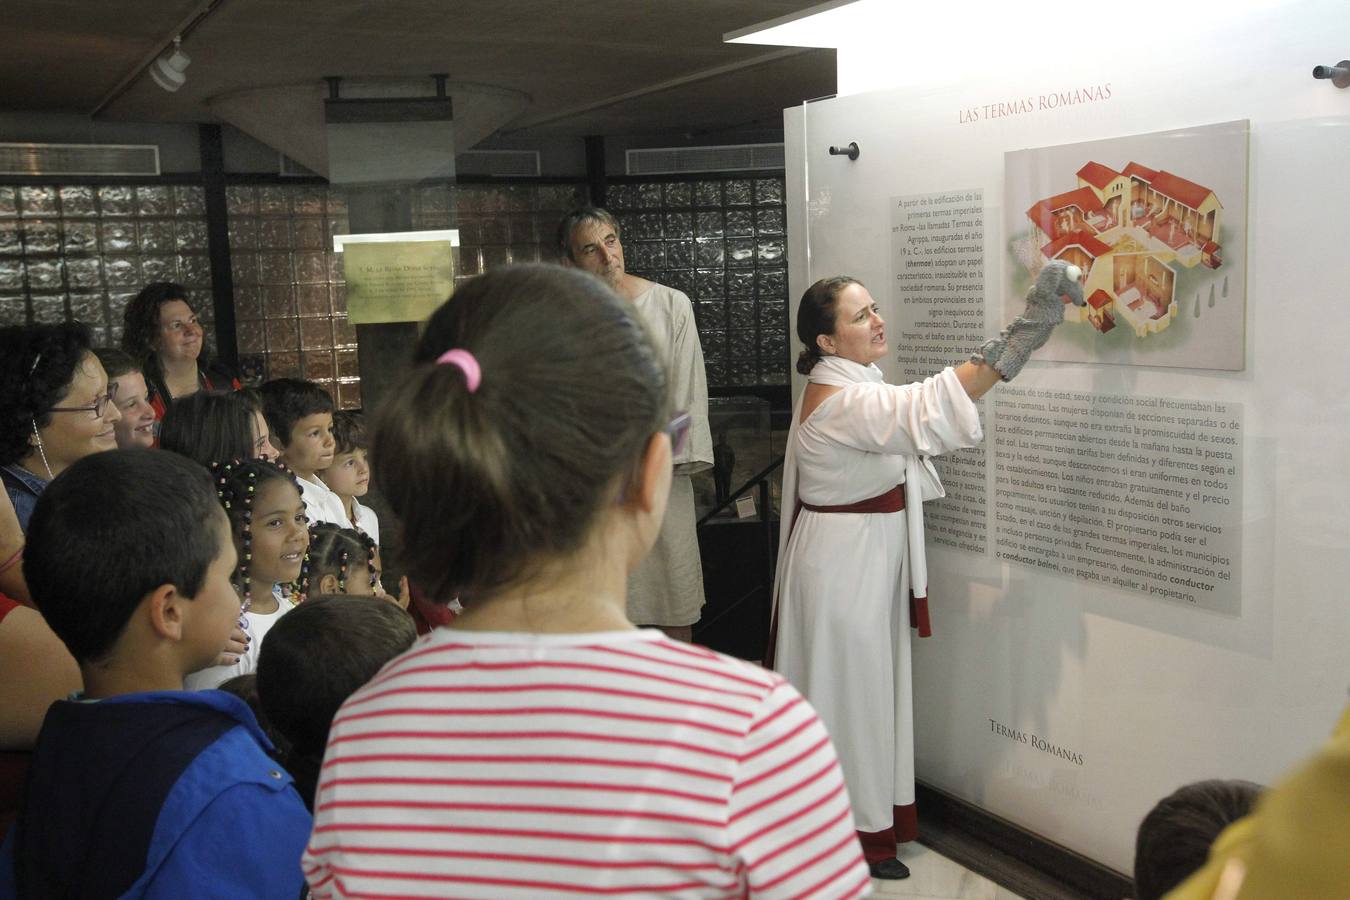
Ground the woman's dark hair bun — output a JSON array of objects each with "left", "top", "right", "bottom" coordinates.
[{"left": 796, "top": 347, "right": 822, "bottom": 376}]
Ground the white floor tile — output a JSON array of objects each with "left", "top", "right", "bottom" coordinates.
[{"left": 866, "top": 844, "right": 1026, "bottom": 900}]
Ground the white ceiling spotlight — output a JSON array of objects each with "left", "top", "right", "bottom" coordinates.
[{"left": 149, "top": 36, "right": 191, "bottom": 92}]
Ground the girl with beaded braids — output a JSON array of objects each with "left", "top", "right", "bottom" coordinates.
[
  {"left": 306, "top": 523, "right": 383, "bottom": 598},
  {"left": 185, "top": 459, "right": 310, "bottom": 690}
]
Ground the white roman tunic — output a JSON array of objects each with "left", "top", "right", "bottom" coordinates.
[
  {"left": 772, "top": 356, "right": 981, "bottom": 833},
  {"left": 627, "top": 282, "right": 714, "bottom": 627}
]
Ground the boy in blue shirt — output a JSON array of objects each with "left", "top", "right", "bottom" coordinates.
[{"left": 0, "top": 449, "right": 311, "bottom": 899}]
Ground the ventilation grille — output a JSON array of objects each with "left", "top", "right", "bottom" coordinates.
[
  {"left": 0, "top": 142, "right": 160, "bottom": 176},
  {"left": 625, "top": 143, "right": 785, "bottom": 175},
  {"left": 455, "top": 150, "right": 541, "bottom": 178}
]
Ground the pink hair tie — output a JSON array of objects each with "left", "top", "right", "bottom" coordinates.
[{"left": 436, "top": 349, "right": 482, "bottom": 393}]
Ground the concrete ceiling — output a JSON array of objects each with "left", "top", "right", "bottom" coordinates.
[{"left": 0, "top": 0, "right": 836, "bottom": 144}]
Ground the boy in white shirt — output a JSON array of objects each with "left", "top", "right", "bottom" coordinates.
[
  {"left": 317, "top": 410, "right": 380, "bottom": 545},
  {"left": 257, "top": 378, "right": 346, "bottom": 526}
]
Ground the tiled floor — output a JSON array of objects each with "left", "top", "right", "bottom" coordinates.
[{"left": 869, "top": 844, "right": 1027, "bottom": 900}]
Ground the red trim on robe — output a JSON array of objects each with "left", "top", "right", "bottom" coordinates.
[
  {"left": 909, "top": 592, "right": 932, "bottom": 638},
  {"left": 857, "top": 804, "right": 920, "bottom": 860}
]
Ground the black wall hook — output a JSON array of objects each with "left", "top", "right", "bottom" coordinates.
[
  {"left": 828, "top": 142, "right": 860, "bottom": 161},
  {"left": 1312, "top": 61, "right": 1350, "bottom": 88}
]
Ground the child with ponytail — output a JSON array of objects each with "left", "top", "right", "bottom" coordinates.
[
  {"left": 185, "top": 459, "right": 310, "bottom": 690},
  {"left": 303, "top": 265, "right": 870, "bottom": 899}
]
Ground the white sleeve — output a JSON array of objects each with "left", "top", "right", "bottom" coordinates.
[
  {"left": 805, "top": 366, "right": 982, "bottom": 457},
  {"left": 667, "top": 291, "right": 713, "bottom": 472}
]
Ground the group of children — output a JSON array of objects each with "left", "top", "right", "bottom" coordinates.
[
  {"left": 0, "top": 367, "right": 426, "bottom": 897},
  {"left": 179, "top": 380, "right": 398, "bottom": 690},
  {"left": 1, "top": 265, "right": 876, "bottom": 899},
  {"left": 1, "top": 448, "right": 417, "bottom": 897},
  {"left": 8, "top": 262, "right": 1340, "bottom": 899}
]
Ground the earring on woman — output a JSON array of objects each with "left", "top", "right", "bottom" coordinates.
[{"left": 29, "top": 420, "right": 55, "bottom": 480}]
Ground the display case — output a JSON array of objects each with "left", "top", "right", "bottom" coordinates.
[{"left": 692, "top": 395, "right": 774, "bottom": 520}]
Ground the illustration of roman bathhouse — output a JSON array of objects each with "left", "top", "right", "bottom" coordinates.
[{"left": 1025, "top": 161, "right": 1223, "bottom": 337}]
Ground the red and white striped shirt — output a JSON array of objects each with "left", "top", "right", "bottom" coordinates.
[{"left": 304, "top": 628, "right": 870, "bottom": 899}]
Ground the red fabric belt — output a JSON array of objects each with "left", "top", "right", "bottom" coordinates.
[
  {"left": 767, "top": 480, "right": 932, "bottom": 671},
  {"left": 800, "top": 482, "right": 906, "bottom": 515}
]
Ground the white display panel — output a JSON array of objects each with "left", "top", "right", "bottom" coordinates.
[{"left": 784, "top": 2, "right": 1350, "bottom": 872}]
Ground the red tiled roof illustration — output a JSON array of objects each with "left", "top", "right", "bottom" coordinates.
[
  {"left": 1088, "top": 289, "right": 1113, "bottom": 309},
  {"left": 1077, "top": 161, "right": 1119, "bottom": 190},
  {"left": 1122, "top": 162, "right": 1157, "bottom": 181},
  {"left": 1026, "top": 187, "right": 1105, "bottom": 234},
  {"left": 1150, "top": 170, "right": 1217, "bottom": 210},
  {"left": 1041, "top": 230, "right": 1112, "bottom": 260}
]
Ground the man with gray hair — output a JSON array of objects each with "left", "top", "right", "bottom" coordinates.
[{"left": 558, "top": 207, "right": 712, "bottom": 641}]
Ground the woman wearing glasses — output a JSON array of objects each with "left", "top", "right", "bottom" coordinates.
[
  {"left": 120, "top": 282, "right": 240, "bottom": 418},
  {"left": 0, "top": 322, "right": 122, "bottom": 533}
]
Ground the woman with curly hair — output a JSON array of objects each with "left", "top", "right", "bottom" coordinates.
[
  {"left": 0, "top": 322, "right": 122, "bottom": 533},
  {"left": 120, "top": 282, "right": 239, "bottom": 418}
]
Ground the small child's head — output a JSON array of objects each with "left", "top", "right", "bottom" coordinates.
[
  {"left": 235, "top": 388, "right": 278, "bottom": 460},
  {"left": 373, "top": 264, "right": 668, "bottom": 606},
  {"left": 25, "top": 448, "right": 240, "bottom": 680},
  {"left": 91, "top": 347, "right": 157, "bottom": 450},
  {"left": 160, "top": 391, "right": 257, "bottom": 467},
  {"left": 318, "top": 410, "right": 369, "bottom": 499},
  {"left": 209, "top": 459, "right": 310, "bottom": 605},
  {"left": 1134, "top": 778, "right": 1262, "bottom": 900},
  {"left": 257, "top": 378, "right": 335, "bottom": 477},
  {"left": 256, "top": 595, "right": 416, "bottom": 804},
  {"left": 307, "top": 523, "right": 380, "bottom": 597}
]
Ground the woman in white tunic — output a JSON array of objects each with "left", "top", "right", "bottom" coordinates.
[{"left": 772, "top": 266, "right": 1081, "bottom": 879}]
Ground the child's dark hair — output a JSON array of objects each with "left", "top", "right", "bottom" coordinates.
[
  {"left": 160, "top": 391, "right": 257, "bottom": 467},
  {"left": 795, "top": 275, "right": 861, "bottom": 375},
  {"left": 308, "top": 522, "right": 377, "bottom": 594},
  {"left": 373, "top": 264, "right": 667, "bottom": 604},
  {"left": 25, "top": 448, "right": 227, "bottom": 663},
  {"left": 1133, "top": 778, "right": 1262, "bottom": 900},
  {"left": 330, "top": 410, "right": 367, "bottom": 455},
  {"left": 218, "top": 673, "right": 290, "bottom": 759},
  {"left": 256, "top": 595, "right": 416, "bottom": 807},
  {"left": 209, "top": 459, "right": 308, "bottom": 608},
  {"left": 0, "top": 322, "right": 94, "bottom": 467},
  {"left": 91, "top": 346, "right": 141, "bottom": 381},
  {"left": 258, "top": 378, "right": 334, "bottom": 449}
]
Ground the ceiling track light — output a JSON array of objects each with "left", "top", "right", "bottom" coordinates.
[{"left": 149, "top": 36, "right": 191, "bottom": 92}]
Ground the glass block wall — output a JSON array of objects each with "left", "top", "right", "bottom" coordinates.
[
  {"left": 225, "top": 184, "right": 358, "bottom": 406},
  {"left": 228, "top": 181, "right": 589, "bottom": 409},
  {"left": 409, "top": 182, "right": 590, "bottom": 286},
  {"left": 606, "top": 176, "right": 789, "bottom": 388},
  {"left": 0, "top": 184, "right": 213, "bottom": 349},
  {"left": 1, "top": 176, "right": 786, "bottom": 407}
]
